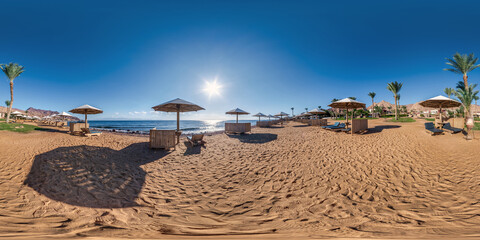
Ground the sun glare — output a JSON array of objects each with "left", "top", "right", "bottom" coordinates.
[{"left": 203, "top": 79, "right": 222, "bottom": 98}]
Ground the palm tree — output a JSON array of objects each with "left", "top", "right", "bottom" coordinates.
[
  {"left": 446, "top": 52, "right": 480, "bottom": 133},
  {"left": 291, "top": 107, "right": 294, "bottom": 117},
  {"left": 444, "top": 87, "right": 455, "bottom": 98},
  {"left": 0, "top": 63, "right": 25, "bottom": 123},
  {"left": 304, "top": 107, "right": 308, "bottom": 114},
  {"left": 455, "top": 83, "right": 479, "bottom": 139},
  {"left": 368, "top": 92, "right": 376, "bottom": 113},
  {"left": 387, "top": 81, "right": 403, "bottom": 120},
  {"left": 5, "top": 100, "right": 10, "bottom": 107},
  {"left": 474, "top": 95, "right": 479, "bottom": 105},
  {"left": 444, "top": 53, "right": 480, "bottom": 90},
  {"left": 348, "top": 97, "right": 356, "bottom": 100}
]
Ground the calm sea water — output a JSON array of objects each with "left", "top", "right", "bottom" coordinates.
[{"left": 86, "top": 120, "right": 259, "bottom": 134}]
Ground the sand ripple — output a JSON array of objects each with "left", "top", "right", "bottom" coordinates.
[{"left": 0, "top": 120, "right": 479, "bottom": 239}]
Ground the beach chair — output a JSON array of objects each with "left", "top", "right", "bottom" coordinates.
[
  {"left": 81, "top": 128, "right": 102, "bottom": 137},
  {"left": 321, "top": 122, "right": 340, "bottom": 129},
  {"left": 187, "top": 134, "right": 206, "bottom": 146},
  {"left": 326, "top": 123, "right": 346, "bottom": 130},
  {"left": 442, "top": 123, "right": 463, "bottom": 134},
  {"left": 424, "top": 123, "right": 443, "bottom": 136}
]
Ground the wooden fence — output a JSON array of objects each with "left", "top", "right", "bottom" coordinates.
[
  {"left": 70, "top": 123, "right": 89, "bottom": 134},
  {"left": 225, "top": 123, "right": 251, "bottom": 133},
  {"left": 149, "top": 130, "right": 176, "bottom": 149},
  {"left": 351, "top": 119, "right": 368, "bottom": 134},
  {"left": 448, "top": 118, "right": 465, "bottom": 129}
]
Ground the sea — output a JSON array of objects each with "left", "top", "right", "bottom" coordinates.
[{"left": 86, "top": 120, "right": 259, "bottom": 135}]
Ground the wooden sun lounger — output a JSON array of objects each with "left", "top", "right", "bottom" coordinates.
[
  {"left": 442, "top": 123, "right": 463, "bottom": 134},
  {"left": 187, "top": 134, "right": 206, "bottom": 146},
  {"left": 425, "top": 123, "right": 444, "bottom": 136},
  {"left": 325, "top": 123, "right": 346, "bottom": 130},
  {"left": 321, "top": 122, "right": 339, "bottom": 129},
  {"left": 81, "top": 128, "right": 102, "bottom": 137}
]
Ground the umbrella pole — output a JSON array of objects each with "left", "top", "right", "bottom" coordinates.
[
  {"left": 85, "top": 112, "right": 88, "bottom": 128},
  {"left": 345, "top": 109, "right": 349, "bottom": 126},
  {"left": 177, "top": 107, "right": 180, "bottom": 144},
  {"left": 236, "top": 114, "right": 238, "bottom": 123},
  {"left": 439, "top": 105, "right": 443, "bottom": 128}
]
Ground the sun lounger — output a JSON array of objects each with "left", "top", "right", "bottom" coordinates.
[
  {"left": 321, "top": 122, "right": 340, "bottom": 129},
  {"left": 81, "top": 128, "right": 102, "bottom": 137},
  {"left": 442, "top": 123, "right": 463, "bottom": 134},
  {"left": 425, "top": 123, "right": 443, "bottom": 136},
  {"left": 187, "top": 134, "right": 206, "bottom": 146},
  {"left": 325, "top": 123, "right": 346, "bottom": 130}
]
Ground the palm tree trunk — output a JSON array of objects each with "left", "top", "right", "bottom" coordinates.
[
  {"left": 6, "top": 80, "right": 13, "bottom": 124},
  {"left": 394, "top": 96, "right": 398, "bottom": 120},
  {"left": 371, "top": 98, "right": 374, "bottom": 116},
  {"left": 463, "top": 73, "right": 473, "bottom": 139}
]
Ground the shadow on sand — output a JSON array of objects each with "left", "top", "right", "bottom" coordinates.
[
  {"left": 292, "top": 125, "right": 310, "bottom": 128},
  {"left": 365, "top": 125, "right": 401, "bottom": 134},
  {"left": 183, "top": 142, "right": 206, "bottom": 156},
  {"left": 227, "top": 133, "right": 277, "bottom": 144},
  {"left": 35, "top": 127, "right": 66, "bottom": 133},
  {"left": 24, "top": 142, "right": 169, "bottom": 208}
]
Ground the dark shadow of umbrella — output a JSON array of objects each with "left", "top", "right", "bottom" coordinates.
[
  {"left": 292, "top": 125, "right": 310, "bottom": 128},
  {"left": 363, "top": 125, "right": 401, "bottom": 134},
  {"left": 24, "top": 142, "right": 169, "bottom": 208},
  {"left": 183, "top": 142, "right": 205, "bottom": 156},
  {"left": 227, "top": 133, "right": 277, "bottom": 144}
]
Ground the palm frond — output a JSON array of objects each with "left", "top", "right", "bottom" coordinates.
[{"left": 1, "top": 63, "right": 25, "bottom": 81}]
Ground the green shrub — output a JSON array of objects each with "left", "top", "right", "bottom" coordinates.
[{"left": 388, "top": 117, "right": 416, "bottom": 123}]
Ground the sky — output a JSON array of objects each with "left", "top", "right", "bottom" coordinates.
[{"left": 1, "top": 0, "right": 480, "bottom": 120}]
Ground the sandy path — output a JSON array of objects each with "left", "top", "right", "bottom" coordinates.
[{"left": 0, "top": 120, "right": 479, "bottom": 239}]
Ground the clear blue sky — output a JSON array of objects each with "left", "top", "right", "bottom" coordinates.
[{"left": 1, "top": 0, "right": 480, "bottom": 120}]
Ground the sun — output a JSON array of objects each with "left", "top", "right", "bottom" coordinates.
[{"left": 203, "top": 79, "right": 222, "bottom": 98}]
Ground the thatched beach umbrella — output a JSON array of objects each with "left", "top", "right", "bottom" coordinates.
[
  {"left": 252, "top": 112, "right": 267, "bottom": 121},
  {"left": 267, "top": 114, "right": 276, "bottom": 121},
  {"left": 152, "top": 98, "right": 205, "bottom": 144},
  {"left": 308, "top": 108, "right": 325, "bottom": 119},
  {"left": 275, "top": 112, "right": 289, "bottom": 124},
  {"left": 11, "top": 111, "right": 22, "bottom": 121},
  {"left": 328, "top": 98, "right": 366, "bottom": 126},
  {"left": 308, "top": 108, "right": 325, "bottom": 114},
  {"left": 419, "top": 95, "right": 461, "bottom": 123},
  {"left": 58, "top": 111, "right": 72, "bottom": 121},
  {"left": 226, "top": 108, "right": 250, "bottom": 123},
  {"left": 69, "top": 105, "right": 103, "bottom": 125}
]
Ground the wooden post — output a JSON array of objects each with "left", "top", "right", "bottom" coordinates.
[
  {"left": 85, "top": 112, "right": 88, "bottom": 125},
  {"left": 236, "top": 114, "right": 238, "bottom": 123},
  {"left": 176, "top": 105, "right": 180, "bottom": 144}
]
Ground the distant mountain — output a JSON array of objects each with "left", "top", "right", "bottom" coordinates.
[
  {"left": 0, "top": 107, "right": 79, "bottom": 120},
  {"left": 25, "top": 107, "right": 58, "bottom": 118},
  {"left": 367, "top": 100, "right": 395, "bottom": 110},
  {"left": 0, "top": 106, "right": 25, "bottom": 114}
]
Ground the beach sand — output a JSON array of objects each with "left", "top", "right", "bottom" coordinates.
[{"left": 0, "top": 119, "right": 479, "bottom": 239}]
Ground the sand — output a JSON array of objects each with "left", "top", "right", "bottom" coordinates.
[{"left": 0, "top": 119, "right": 479, "bottom": 239}]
